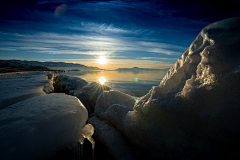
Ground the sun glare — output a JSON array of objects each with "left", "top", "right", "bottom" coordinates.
[
  {"left": 98, "top": 56, "right": 107, "bottom": 64},
  {"left": 99, "top": 76, "right": 106, "bottom": 84}
]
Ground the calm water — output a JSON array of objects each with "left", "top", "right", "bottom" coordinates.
[{"left": 56, "top": 70, "right": 167, "bottom": 97}]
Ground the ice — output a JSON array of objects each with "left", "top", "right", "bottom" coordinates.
[
  {"left": 0, "top": 71, "right": 54, "bottom": 110},
  {"left": 47, "top": 73, "right": 54, "bottom": 80},
  {"left": 81, "top": 82, "right": 111, "bottom": 111},
  {"left": 79, "top": 124, "right": 95, "bottom": 148},
  {"left": 54, "top": 75, "right": 112, "bottom": 115},
  {"left": 88, "top": 116, "right": 136, "bottom": 160},
  {"left": 92, "top": 17, "right": 240, "bottom": 159},
  {"left": 78, "top": 124, "right": 95, "bottom": 160},
  {"left": 0, "top": 93, "right": 88, "bottom": 160},
  {"left": 95, "top": 90, "right": 135, "bottom": 132},
  {"left": 53, "top": 74, "right": 88, "bottom": 93}
]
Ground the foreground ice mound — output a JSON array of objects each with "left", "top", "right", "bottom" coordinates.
[
  {"left": 93, "top": 17, "right": 240, "bottom": 159},
  {"left": 0, "top": 93, "right": 88, "bottom": 160}
]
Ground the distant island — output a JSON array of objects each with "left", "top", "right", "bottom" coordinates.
[{"left": 115, "top": 67, "right": 169, "bottom": 71}]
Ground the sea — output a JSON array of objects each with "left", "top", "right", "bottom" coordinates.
[{"left": 52, "top": 67, "right": 168, "bottom": 97}]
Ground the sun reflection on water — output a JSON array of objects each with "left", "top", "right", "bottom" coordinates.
[{"left": 99, "top": 76, "right": 106, "bottom": 84}]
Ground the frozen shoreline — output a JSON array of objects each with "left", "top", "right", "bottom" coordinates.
[
  {"left": 53, "top": 17, "right": 240, "bottom": 159},
  {"left": 0, "top": 71, "right": 54, "bottom": 109},
  {"left": 0, "top": 71, "right": 94, "bottom": 160},
  {"left": 1, "top": 17, "right": 240, "bottom": 160}
]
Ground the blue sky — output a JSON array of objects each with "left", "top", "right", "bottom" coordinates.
[{"left": 0, "top": 0, "right": 240, "bottom": 69}]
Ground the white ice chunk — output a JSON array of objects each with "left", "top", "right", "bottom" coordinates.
[{"left": 0, "top": 93, "right": 88, "bottom": 160}]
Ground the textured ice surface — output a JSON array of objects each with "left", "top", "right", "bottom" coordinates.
[
  {"left": 95, "top": 90, "right": 135, "bottom": 132},
  {"left": 93, "top": 17, "right": 240, "bottom": 159},
  {"left": 0, "top": 71, "right": 54, "bottom": 109},
  {"left": 54, "top": 75, "right": 111, "bottom": 114},
  {"left": 81, "top": 82, "right": 111, "bottom": 110},
  {"left": 54, "top": 74, "right": 88, "bottom": 93},
  {"left": 0, "top": 93, "right": 88, "bottom": 160},
  {"left": 88, "top": 116, "right": 136, "bottom": 160}
]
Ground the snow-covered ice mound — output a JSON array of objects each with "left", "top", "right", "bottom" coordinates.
[
  {"left": 81, "top": 82, "right": 111, "bottom": 111},
  {"left": 89, "top": 91, "right": 137, "bottom": 160},
  {"left": 54, "top": 74, "right": 88, "bottom": 93},
  {"left": 53, "top": 75, "right": 111, "bottom": 115},
  {"left": 0, "top": 93, "right": 88, "bottom": 160},
  {"left": 92, "top": 17, "right": 240, "bottom": 159}
]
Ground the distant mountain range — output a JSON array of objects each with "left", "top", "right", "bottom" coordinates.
[
  {"left": 0, "top": 60, "right": 170, "bottom": 72},
  {"left": 0, "top": 60, "right": 102, "bottom": 70},
  {"left": 115, "top": 67, "right": 169, "bottom": 71}
]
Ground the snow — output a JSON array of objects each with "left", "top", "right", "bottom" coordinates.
[
  {"left": 90, "top": 17, "right": 240, "bottom": 159},
  {"left": 0, "top": 93, "right": 88, "bottom": 160}
]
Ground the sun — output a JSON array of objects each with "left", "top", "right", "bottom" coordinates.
[
  {"left": 99, "top": 76, "right": 106, "bottom": 84},
  {"left": 98, "top": 56, "right": 107, "bottom": 64}
]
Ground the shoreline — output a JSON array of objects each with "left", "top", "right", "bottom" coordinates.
[
  {"left": 0, "top": 67, "right": 67, "bottom": 74},
  {"left": 0, "top": 71, "right": 122, "bottom": 160}
]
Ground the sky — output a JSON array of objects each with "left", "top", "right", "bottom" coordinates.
[{"left": 0, "top": 0, "right": 240, "bottom": 69}]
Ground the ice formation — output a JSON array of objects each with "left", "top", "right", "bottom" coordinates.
[
  {"left": 53, "top": 74, "right": 88, "bottom": 93},
  {"left": 81, "top": 82, "right": 112, "bottom": 110},
  {"left": 54, "top": 75, "right": 111, "bottom": 115},
  {"left": 0, "top": 93, "right": 88, "bottom": 160},
  {"left": 0, "top": 72, "right": 54, "bottom": 110},
  {"left": 47, "top": 73, "right": 54, "bottom": 80},
  {"left": 89, "top": 17, "right": 240, "bottom": 159},
  {"left": 79, "top": 124, "right": 95, "bottom": 148}
]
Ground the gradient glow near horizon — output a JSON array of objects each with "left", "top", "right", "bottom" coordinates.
[{"left": 0, "top": 0, "right": 239, "bottom": 69}]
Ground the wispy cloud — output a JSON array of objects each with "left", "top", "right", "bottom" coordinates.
[
  {"left": 1, "top": 0, "right": 212, "bottom": 64},
  {"left": 0, "top": 30, "right": 186, "bottom": 59},
  {"left": 0, "top": 48, "right": 16, "bottom": 51}
]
